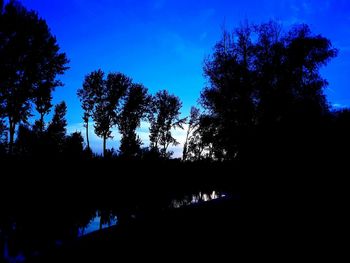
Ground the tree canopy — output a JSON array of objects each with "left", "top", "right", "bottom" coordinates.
[
  {"left": 118, "top": 83, "right": 151, "bottom": 158},
  {"left": 77, "top": 70, "right": 104, "bottom": 150},
  {"left": 149, "top": 90, "right": 185, "bottom": 158},
  {"left": 92, "top": 71, "right": 131, "bottom": 157},
  {"left": 0, "top": 0, "right": 68, "bottom": 153},
  {"left": 200, "top": 21, "right": 338, "bottom": 160}
]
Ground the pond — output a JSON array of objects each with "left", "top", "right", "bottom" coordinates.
[
  {"left": 1, "top": 189, "right": 230, "bottom": 263},
  {"left": 78, "top": 190, "right": 226, "bottom": 236}
]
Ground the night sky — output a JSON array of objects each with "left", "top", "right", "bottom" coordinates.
[{"left": 18, "top": 0, "right": 350, "bottom": 154}]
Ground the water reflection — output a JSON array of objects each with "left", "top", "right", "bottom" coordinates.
[
  {"left": 170, "top": 190, "right": 227, "bottom": 209},
  {"left": 78, "top": 211, "right": 118, "bottom": 237},
  {"left": 1, "top": 190, "right": 231, "bottom": 262}
]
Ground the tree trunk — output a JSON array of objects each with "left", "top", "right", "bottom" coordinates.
[
  {"left": 163, "top": 143, "right": 168, "bottom": 158},
  {"left": 182, "top": 126, "right": 191, "bottom": 160},
  {"left": 103, "top": 135, "right": 106, "bottom": 158},
  {"left": 40, "top": 113, "right": 45, "bottom": 133},
  {"left": 86, "top": 121, "right": 90, "bottom": 149},
  {"left": 182, "top": 141, "right": 188, "bottom": 161},
  {"left": 8, "top": 117, "right": 15, "bottom": 155}
]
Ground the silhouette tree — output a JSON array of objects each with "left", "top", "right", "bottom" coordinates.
[
  {"left": 15, "top": 109, "right": 74, "bottom": 159},
  {"left": 14, "top": 124, "right": 37, "bottom": 157},
  {"left": 254, "top": 22, "right": 337, "bottom": 125},
  {"left": 63, "top": 132, "right": 84, "bottom": 159},
  {"left": 118, "top": 83, "right": 150, "bottom": 159},
  {"left": 47, "top": 102, "right": 67, "bottom": 155},
  {"left": 201, "top": 23, "right": 256, "bottom": 160},
  {"left": 186, "top": 115, "right": 217, "bottom": 160},
  {"left": 93, "top": 72, "right": 130, "bottom": 157},
  {"left": 77, "top": 70, "right": 104, "bottom": 150},
  {"left": 283, "top": 24, "right": 336, "bottom": 120},
  {"left": 149, "top": 90, "right": 185, "bottom": 158},
  {"left": 252, "top": 21, "right": 285, "bottom": 125},
  {"left": 0, "top": 1, "right": 68, "bottom": 153},
  {"left": 201, "top": 21, "right": 337, "bottom": 160},
  {"left": 32, "top": 33, "right": 69, "bottom": 134},
  {"left": 182, "top": 107, "right": 200, "bottom": 161}
]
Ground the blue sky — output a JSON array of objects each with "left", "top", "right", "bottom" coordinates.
[{"left": 17, "top": 0, "right": 350, "bottom": 154}]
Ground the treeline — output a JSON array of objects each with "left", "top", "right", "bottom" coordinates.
[
  {"left": 0, "top": 1, "right": 185, "bottom": 160},
  {"left": 75, "top": 22, "right": 350, "bottom": 165},
  {"left": 2, "top": 0, "right": 350, "bottom": 165},
  {"left": 77, "top": 71, "right": 184, "bottom": 159}
]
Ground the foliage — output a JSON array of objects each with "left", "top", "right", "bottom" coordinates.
[
  {"left": 77, "top": 70, "right": 104, "bottom": 149},
  {"left": 118, "top": 83, "right": 151, "bottom": 158},
  {"left": 200, "top": 21, "right": 337, "bottom": 160},
  {"left": 182, "top": 106, "right": 200, "bottom": 160},
  {"left": 149, "top": 90, "right": 185, "bottom": 158},
  {"left": 63, "top": 131, "right": 84, "bottom": 159},
  {"left": 93, "top": 72, "right": 131, "bottom": 156},
  {"left": 0, "top": 1, "right": 68, "bottom": 152}
]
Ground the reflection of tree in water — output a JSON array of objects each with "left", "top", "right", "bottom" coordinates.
[
  {"left": 170, "top": 191, "right": 226, "bottom": 209},
  {"left": 78, "top": 210, "right": 118, "bottom": 237},
  {"left": 76, "top": 190, "right": 228, "bottom": 237}
]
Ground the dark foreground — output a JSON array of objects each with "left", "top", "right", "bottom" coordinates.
[
  {"left": 27, "top": 196, "right": 241, "bottom": 262},
  {"left": 1, "top": 159, "right": 348, "bottom": 261},
  {"left": 1, "top": 161, "right": 242, "bottom": 262}
]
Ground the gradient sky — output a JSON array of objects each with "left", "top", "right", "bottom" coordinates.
[{"left": 17, "top": 0, "right": 350, "bottom": 154}]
